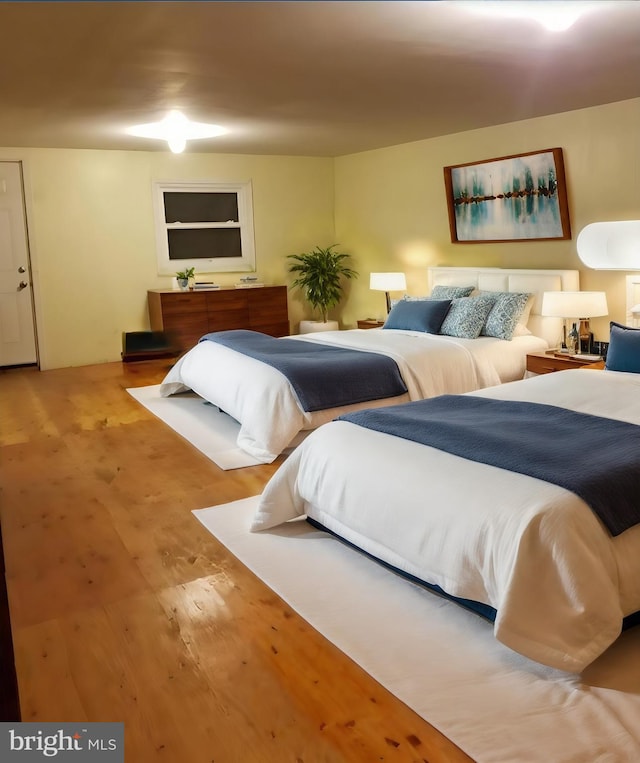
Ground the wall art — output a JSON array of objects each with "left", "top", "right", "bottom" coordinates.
[{"left": 444, "top": 148, "right": 571, "bottom": 243}]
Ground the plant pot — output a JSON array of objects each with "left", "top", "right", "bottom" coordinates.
[
  {"left": 177, "top": 278, "right": 189, "bottom": 291},
  {"left": 299, "top": 320, "right": 339, "bottom": 334}
]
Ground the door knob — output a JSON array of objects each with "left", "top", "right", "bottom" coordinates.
[{"left": 18, "top": 281, "right": 28, "bottom": 290}]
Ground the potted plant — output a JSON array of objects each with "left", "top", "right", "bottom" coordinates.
[
  {"left": 287, "top": 245, "right": 357, "bottom": 332},
  {"left": 175, "top": 266, "right": 195, "bottom": 291}
]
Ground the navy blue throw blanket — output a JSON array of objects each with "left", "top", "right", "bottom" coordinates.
[
  {"left": 338, "top": 395, "right": 640, "bottom": 537},
  {"left": 200, "top": 330, "right": 407, "bottom": 412}
]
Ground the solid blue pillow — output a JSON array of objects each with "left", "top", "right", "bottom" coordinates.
[
  {"left": 383, "top": 299, "right": 452, "bottom": 333},
  {"left": 605, "top": 322, "right": 640, "bottom": 373}
]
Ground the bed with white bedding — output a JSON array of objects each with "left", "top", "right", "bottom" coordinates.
[
  {"left": 252, "top": 368, "right": 640, "bottom": 673},
  {"left": 159, "top": 267, "right": 577, "bottom": 463}
]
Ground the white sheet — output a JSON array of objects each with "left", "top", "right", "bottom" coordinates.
[
  {"left": 252, "top": 369, "right": 640, "bottom": 672},
  {"left": 160, "top": 328, "right": 546, "bottom": 463}
]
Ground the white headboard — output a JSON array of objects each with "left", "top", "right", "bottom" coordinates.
[{"left": 427, "top": 267, "right": 580, "bottom": 347}]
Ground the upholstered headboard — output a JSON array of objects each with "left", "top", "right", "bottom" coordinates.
[{"left": 427, "top": 267, "right": 580, "bottom": 347}]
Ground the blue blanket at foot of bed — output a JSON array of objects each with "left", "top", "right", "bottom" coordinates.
[
  {"left": 200, "top": 330, "right": 407, "bottom": 412},
  {"left": 339, "top": 395, "right": 640, "bottom": 537}
]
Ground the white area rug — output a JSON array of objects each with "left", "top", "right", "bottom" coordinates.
[
  {"left": 127, "top": 384, "right": 263, "bottom": 469},
  {"left": 194, "top": 496, "right": 640, "bottom": 763}
]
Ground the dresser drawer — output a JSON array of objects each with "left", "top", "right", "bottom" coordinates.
[
  {"left": 248, "top": 286, "right": 288, "bottom": 327},
  {"left": 160, "top": 291, "right": 207, "bottom": 316},
  {"left": 526, "top": 352, "right": 602, "bottom": 374},
  {"left": 208, "top": 308, "right": 252, "bottom": 332},
  {"left": 205, "top": 290, "right": 249, "bottom": 312}
]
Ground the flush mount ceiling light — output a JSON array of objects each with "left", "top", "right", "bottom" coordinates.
[
  {"left": 458, "top": 1, "right": 601, "bottom": 31},
  {"left": 126, "top": 110, "right": 228, "bottom": 153}
]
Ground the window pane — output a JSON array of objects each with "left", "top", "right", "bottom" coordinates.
[
  {"left": 164, "top": 192, "right": 239, "bottom": 223},
  {"left": 167, "top": 228, "right": 242, "bottom": 260}
]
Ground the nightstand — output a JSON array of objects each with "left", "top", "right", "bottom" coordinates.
[
  {"left": 526, "top": 351, "right": 605, "bottom": 375},
  {"left": 357, "top": 319, "right": 385, "bottom": 329}
]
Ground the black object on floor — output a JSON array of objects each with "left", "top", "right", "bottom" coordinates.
[
  {"left": 0, "top": 521, "right": 20, "bottom": 721},
  {"left": 121, "top": 330, "right": 180, "bottom": 362}
]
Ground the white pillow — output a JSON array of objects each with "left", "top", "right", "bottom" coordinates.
[
  {"left": 519, "top": 293, "right": 535, "bottom": 327},
  {"left": 513, "top": 323, "right": 532, "bottom": 337}
]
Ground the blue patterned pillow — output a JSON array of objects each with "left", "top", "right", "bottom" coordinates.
[
  {"left": 390, "top": 294, "right": 430, "bottom": 309},
  {"left": 481, "top": 292, "right": 531, "bottom": 340},
  {"left": 431, "top": 284, "right": 475, "bottom": 299},
  {"left": 605, "top": 322, "right": 640, "bottom": 373},
  {"left": 440, "top": 296, "right": 496, "bottom": 339},
  {"left": 383, "top": 299, "right": 452, "bottom": 333}
]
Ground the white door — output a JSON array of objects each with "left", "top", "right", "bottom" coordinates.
[{"left": 0, "top": 161, "right": 37, "bottom": 366}]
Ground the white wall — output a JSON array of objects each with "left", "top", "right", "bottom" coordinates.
[
  {"left": 335, "top": 98, "right": 640, "bottom": 339},
  {"left": 1, "top": 148, "right": 334, "bottom": 368}
]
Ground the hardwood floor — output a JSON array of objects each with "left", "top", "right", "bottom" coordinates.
[{"left": 0, "top": 359, "right": 473, "bottom": 762}]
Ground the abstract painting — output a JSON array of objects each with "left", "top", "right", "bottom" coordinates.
[{"left": 444, "top": 148, "right": 571, "bottom": 243}]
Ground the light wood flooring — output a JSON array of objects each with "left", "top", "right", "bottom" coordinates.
[{"left": 0, "top": 359, "right": 473, "bottom": 762}]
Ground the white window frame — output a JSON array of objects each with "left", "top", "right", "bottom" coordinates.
[{"left": 152, "top": 179, "right": 256, "bottom": 275}]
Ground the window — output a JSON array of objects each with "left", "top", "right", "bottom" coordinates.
[{"left": 153, "top": 180, "right": 256, "bottom": 274}]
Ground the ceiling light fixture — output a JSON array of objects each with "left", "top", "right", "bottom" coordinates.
[
  {"left": 459, "top": 1, "right": 599, "bottom": 32},
  {"left": 126, "top": 110, "right": 228, "bottom": 153}
]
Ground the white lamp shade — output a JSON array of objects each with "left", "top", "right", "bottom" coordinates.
[
  {"left": 541, "top": 291, "right": 608, "bottom": 318},
  {"left": 577, "top": 221, "right": 640, "bottom": 270},
  {"left": 369, "top": 272, "right": 407, "bottom": 292}
]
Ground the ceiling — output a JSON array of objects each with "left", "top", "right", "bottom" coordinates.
[{"left": 1, "top": 1, "right": 639, "bottom": 157}]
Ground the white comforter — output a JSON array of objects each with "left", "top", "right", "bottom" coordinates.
[
  {"left": 252, "top": 369, "right": 640, "bottom": 672},
  {"left": 160, "top": 328, "right": 546, "bottom": 462}
]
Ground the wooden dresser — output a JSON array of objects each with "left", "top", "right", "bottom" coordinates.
[{"left": 148, "top": 286, "right": 290, "bottom": 351}]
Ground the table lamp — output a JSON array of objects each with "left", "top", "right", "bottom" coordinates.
[
  {"left": 541, "top": 291, "right": 608, "bottom": 353},
  {"left": 370, "top": 272, "right": 407, "bottom": 313}
]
